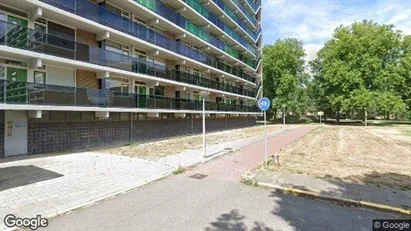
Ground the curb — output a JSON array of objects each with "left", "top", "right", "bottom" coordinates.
[{"left": 257, "top": 182, "right": 411, "bottom": 216}]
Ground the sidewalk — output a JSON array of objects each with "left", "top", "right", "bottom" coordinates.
[
  {"left": 249, "top": 171, "right": 411, "bottom": 215},
  {"left": 0, "top": 125, "right": 306, "bottom": 230},
  {"left": 186, "top": 126, "right": 315, "bottom": 181}
]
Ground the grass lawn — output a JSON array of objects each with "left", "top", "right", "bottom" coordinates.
[
  {"left": 268, "top": 125, "right": 411, "bottom": 189},
  {"left": 96, "top": 124, "right": 288, "bottom": 159}
]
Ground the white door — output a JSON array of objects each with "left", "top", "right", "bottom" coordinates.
[{"left": 5, "top": 110, "right": 28, "bottom": 156}]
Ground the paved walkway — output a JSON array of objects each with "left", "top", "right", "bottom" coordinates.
[
  {"left": 251, "top": 171, "right": 411, "bottom": 211},
  {"left": 186, "top": 126, "right": 315, "bottom": 182},
  {"left": 0, "top": 126, "right": 307, "bottom": 230},
  {"left": 43, "top": 124, "right": 398, "bottom": 231}
]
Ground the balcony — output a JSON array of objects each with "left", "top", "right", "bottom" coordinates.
[
  {"left": 39, "top": 0, "right": 258, "bottom": 70},
  {"left": 0, "top": 20, "right": 256, "bottom": 97},
  {"left": 0, "top": 80, "right": 260, "bottom": 112},
  {"left": 182, "top": 0, "right": 256, "bottom": 54},
  {"left": 230, "top": 0, "right": 258, "bottom": 26},
  {"left": 244, "top": 0, "right": 260, "bottom": 13},
  {"left": 211, "top": 0, "right": 260, "bottom": 41}
]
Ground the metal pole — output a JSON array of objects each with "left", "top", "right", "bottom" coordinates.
[
  {"left": 264, "top": 110, "right": 267, "bottom": 168},
  {"left": 203, "top": 97, "right": 206, "bottom": 158}
]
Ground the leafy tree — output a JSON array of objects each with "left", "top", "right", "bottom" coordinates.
[
  {"left": 262, "top": 38, "right": 308, "bottom": 119},
  {"left": 399, "top": 35, "right": 411, "bottom": 119},
  {"left": 310, "top": 20, "right": 407, "bottom": 122}
]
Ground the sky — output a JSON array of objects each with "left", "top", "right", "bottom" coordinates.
[{"left": 262, "top": 0, "right": 411, "bottom": 62}]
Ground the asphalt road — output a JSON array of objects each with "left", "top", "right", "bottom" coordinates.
[{"left": 43, "top": 174, "right": 397, "bottom": 231}]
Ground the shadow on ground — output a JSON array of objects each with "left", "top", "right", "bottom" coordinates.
[
  {"left": 265, "top": 171, "right": 408, "bottom": 230},
  {"left": 267, "top": 191, "right": 397, "bottom": 231},
  {"left": 264, "top": 170, "right": 411, "bottom": 209},
  {"left": 0, "top": 165, "right": 63, "bottom": 191},
  {"left": 205, "top": 209, "right": 273, "bottom": 231}
]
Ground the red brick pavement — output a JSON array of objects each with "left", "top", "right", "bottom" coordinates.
[{"left": 185, "top": 126, "right": 315, "bottom": 181}]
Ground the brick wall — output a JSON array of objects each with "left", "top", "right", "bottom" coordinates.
[
  {"left": 76, "top": 29, "right": 98, "bottom": 46},
  {"left": 28, "top": 120, "right": 129, "bottom": 154},
  {"left": 76, "top": 70, "right": 99, "bottom": 89},
  {"left": 164, "top": 86, "right": 175, "bottom": 98},
  {"left": 27, "top": 117, "right": 256, "bottom": 154}
]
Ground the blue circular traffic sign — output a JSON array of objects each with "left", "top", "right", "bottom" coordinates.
[{"left": 258, "top": 97, "right": 271, "bottom": 111}]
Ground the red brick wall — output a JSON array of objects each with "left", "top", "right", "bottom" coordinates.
[
  {"left": 76, "top": 70, "right": 99, "bottom": 89},
  {"left": 76, "top": 29, "right": 98, "bottom": 46}
]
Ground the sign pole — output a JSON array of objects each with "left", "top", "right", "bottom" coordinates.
[
  {"left": 258, "top": 97, "right": 270, "bottom": 169},
  {"left": 264, "top": 110, "right": 267, "bottom": 168}
]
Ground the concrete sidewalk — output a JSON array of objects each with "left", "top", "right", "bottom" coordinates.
[
  {"left": 249, "top": 171, "right": 411, "bottom": 215},
  {"left": 0, "top": 126, "right": 303, "bottom": 230}
]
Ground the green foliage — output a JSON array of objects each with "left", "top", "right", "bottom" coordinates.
[
  {"left": 173, "top": 166, "right": 186, "bottom": 175},
  {"left": 310, "top": 20, "right": 410, "bottom": 120},
  {"left": 263, "top": 38, "right": 309, "bottom": 118}
]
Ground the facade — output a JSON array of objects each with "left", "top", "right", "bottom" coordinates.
[{"left": 0, "top": 0, "right": 262, "bottom": 158}]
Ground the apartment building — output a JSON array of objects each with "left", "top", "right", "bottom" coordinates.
[{"left": 0, "top": 0, "right": 262, "bottom": 157}]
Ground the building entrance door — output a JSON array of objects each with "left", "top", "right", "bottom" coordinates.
[{"left": 4, "top": 110, "right": 28, "bottom": 156}]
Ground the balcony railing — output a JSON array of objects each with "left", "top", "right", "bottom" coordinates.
[
  {"left": 211, "top": 0, "right": 260, "bottom": 41},
  {"left": 0, "top": 80, "right": 260, "bottom": 112},
  {"left": 245, "top": 0, "right": 260, "bottom": 12},
  {"left": 39, "top": 0, "right": 257, "bottom": 70},
  {"left": 182, "top": 0, "right": 256, "bottom": 54},
  {"left": 231, "top": 0, "right": 257, "bottom": 26},
  {"left": 0, "top": 20, "right": 256, "bottom": 97}
]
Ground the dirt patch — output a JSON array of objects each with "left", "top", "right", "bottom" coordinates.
[
  {"left": 97, "top": 125, "right": 286, "bottom": 159},
  {"left": 269, "top": 125, "right": 411, "bottom": 189}
]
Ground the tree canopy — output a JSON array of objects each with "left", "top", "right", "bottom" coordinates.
[
  {"left": 262, "top": 20, "right": 411, "bottom": 122},
  {"left": 309, "top": 20, "right": 409, "bottom": 120},
  {"left": 262, "top": 38, "right": 309, "bottom": 118}
]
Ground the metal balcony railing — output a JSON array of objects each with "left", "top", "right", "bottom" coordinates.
[
  {"left": 211, "top": 0, "right": 260, "bottom": 41},
  {"left": 231, "top": 0, "right": 257, "bottom": 25},
  {"left": 39, "top": 0, "right": 258, "bottom": 70},
  {"left": 183, "top": 0, "right": 256, "bottom": 54},
  {"left": 245, "top": 0, "right": 260, "bottom": 12},
  {"left": 0, "top": 20, "right": 256, "bottom": 97},
  {"left": 0, "top": 80, "right": 260, "bottom": 112}
]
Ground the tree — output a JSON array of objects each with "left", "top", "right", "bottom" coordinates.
[
  {"left": 399, "top": 35, "right": 411, "bottom": 119},
  {"left": 310, "top": 20, "right": 407, "bottom": 122},
  {"left": 263, "top": 38, "right": 308, "bottom": 120}
]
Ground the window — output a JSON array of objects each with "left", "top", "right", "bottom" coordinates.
[
  {"left": 110, "top": 77, "right": 129, "bottom": 93},
  {"left": 134, "top": 16, "right": 146, "bottom": 26},
  {"left": 48, "top": 21, "right": 74, "bottom": 40},
  {"left": 34, "top": 71, "right": 45, "bottom": 84},
  {"left": 105, "top": 40, "right": 122, "bottom": 54},
  {"left": 122, "top": 44, "right": 130, "bottom": 56},
  {"left": 106, "top": 40, "right": 130, "bottom": 56}
]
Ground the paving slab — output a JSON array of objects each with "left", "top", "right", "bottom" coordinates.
[{"left": 252, "top": 170, "right": 411, "bottom": 213}]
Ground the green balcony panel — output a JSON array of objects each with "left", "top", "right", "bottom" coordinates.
[
  {"left": 186, "top": 0, "right": 209, "bottom": 18},
  {"left": 135, "top": 0, "right": 156, "bottom": 11}
]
